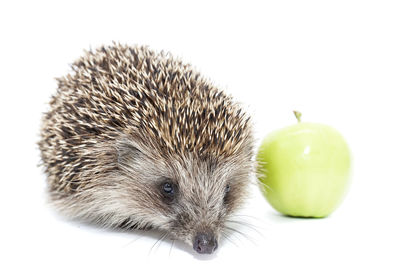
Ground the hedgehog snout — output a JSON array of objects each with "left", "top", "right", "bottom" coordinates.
[{"left": 193, "top": 231, "right": 218, "bottom": 254}]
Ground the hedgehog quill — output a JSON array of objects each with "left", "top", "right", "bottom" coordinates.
[{"left": 39, "top": 44, "right": 254, "bottom": 254}]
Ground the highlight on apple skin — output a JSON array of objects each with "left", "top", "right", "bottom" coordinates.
[{"left": 257, "top": 111, "right": 352, "bottom": 218}]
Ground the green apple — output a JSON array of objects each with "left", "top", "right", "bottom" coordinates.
[{"left": 257, "top": 111, "right": 351, "bottom": 218}]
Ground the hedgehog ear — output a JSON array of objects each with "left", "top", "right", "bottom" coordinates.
[{"left": 116, "top": 139, "right": 143, "bottom": 167}]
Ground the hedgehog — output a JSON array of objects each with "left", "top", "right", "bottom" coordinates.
[{"left": 38, "top": 43, "right": 254, "bottom": 254}]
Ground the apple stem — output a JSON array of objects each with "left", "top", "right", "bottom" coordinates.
[{"left": 293, "top": 110, "right": 302, "bottom": 123}]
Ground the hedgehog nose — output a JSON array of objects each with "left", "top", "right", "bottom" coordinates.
[{"left": 193, "top": 232, "right": 218, "bottom": 254}]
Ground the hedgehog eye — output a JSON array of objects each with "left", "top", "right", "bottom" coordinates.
[
  {"left": 160, "top": 180, "right": 177, "bottom": 202},
  {"left": 225, "top": 184, "right": 231, "bottom": 194},
  {"left": 223, "top": 184, "right": 231, "bottom": 204},
  {"left": 163, "top": 182, "right": 174, "bottom": 194}
]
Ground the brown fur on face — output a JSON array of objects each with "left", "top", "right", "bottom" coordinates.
[{"left": 39, "top": 43, "right": 254, "bottom": 253}]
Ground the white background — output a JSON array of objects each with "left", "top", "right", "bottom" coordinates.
[{"left": 1, "top": 0, "right": 399, "bottom": 266}]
